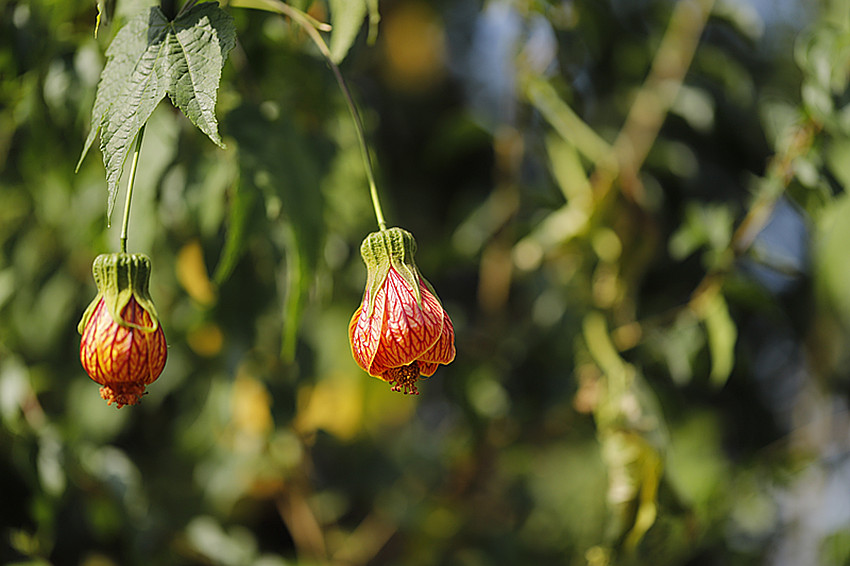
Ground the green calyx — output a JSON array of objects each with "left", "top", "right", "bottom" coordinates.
[
  {"left": 360, "top": 227, "right": 423, "bottom": 315},
  {"left": 77, "top": 253, "right": 161, "bottom": 334}
]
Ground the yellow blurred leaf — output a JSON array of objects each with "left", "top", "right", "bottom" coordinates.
[
  {"left": 187, "top": 323, "right": 224, "bottom": 357},
  {"left": 600, "top": 430, "right": 663, "bottom": 551},
  {"left": 295, "top": 373, "right": 364, "bottom": 441},
  {"left": 232, "top": 373, "right": 273, "bottom": 438},
  {"left": 176, "top": 240, "right": 217, "bottom": 306},
  {"left": 381, "top": 1, "right": 446, "bottom": 91}
]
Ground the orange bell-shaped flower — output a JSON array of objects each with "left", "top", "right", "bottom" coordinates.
[
  {"left": 349, "top": 228, "right": 455, "bottom": 394},
  {"left": 78, "top": 253, "right": 167, "bottom": 407}
]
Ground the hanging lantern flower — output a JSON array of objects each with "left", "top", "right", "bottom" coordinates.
[
  {"left": 78, "top": 253, "right": 167, "bottom": 408},
  {"left": 349, "top": 227, "right": 455, "bottom": 394}
]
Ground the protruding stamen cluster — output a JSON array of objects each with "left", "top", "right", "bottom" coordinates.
[
  {"left": 386, "top": 362, "right": 421, "bottom": 395},
  {"left": 99, "top": 383, "right": 147, "bottom": 408}
]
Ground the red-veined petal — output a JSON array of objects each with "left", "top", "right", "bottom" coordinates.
[
  {"left": 371, "top": 268, "right": 444, "bottom": 371},
  {"left": 417, "top": 307, "right": 455, "bottom": 367},
  {"left": 417, "top": 361, "right": 439, "bottom": 377},
  {"left": 80, "top": 296, "right": 167, "bottom": 407},
  {"left": 349, "top": 288, "right": 387, "bottom": 376}
]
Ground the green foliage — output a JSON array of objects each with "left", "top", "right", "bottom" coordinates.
[
  {"left": 227, "top": 103, "right": 326, "bottom": 361},
  {"left": 78, "top": 1, "right": 235, "bottom": 219},
  {"left": 328, "top": 0, "right": 367, "bottom": 63},
  {"left": 816, "top": 193, "right": 850, "bottom": 322},
  {"left": 4, "top": 0, "right": 850, "bottom": 565},
  {"left": 701, "top": 291, "right": 736, "bottom": 387}
]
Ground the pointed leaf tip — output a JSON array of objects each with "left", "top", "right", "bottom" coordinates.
[
  {"left": 167, "top": 2, "right": 236, "bottom": 148},
  {"left": 329, "top": 0, "right": 368, "bottom": 63}
]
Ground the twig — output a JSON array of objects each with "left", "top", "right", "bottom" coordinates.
[
  {"left": 331, "top": 512, "right": 398, "bottom": 566},
  {"left": 276, "top": 489, "right": 328, "bottom": 562},
  {"left": 597, "top": 0, "right": 717, "bottom": 204}
]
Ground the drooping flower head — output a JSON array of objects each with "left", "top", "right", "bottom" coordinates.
[
  {"left": 78, "top": 253, "right": 167, "bottom": 408},
  {"left": 349, "top": 227, "right": 455, "bottom": 394}
]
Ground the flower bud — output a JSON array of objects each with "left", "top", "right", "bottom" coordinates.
[
  {"left": 349, "top": 228, "right": 455, "bottom": 394},
  {"left": 78, "top": 253, "right": 167, "bottom": 407}
]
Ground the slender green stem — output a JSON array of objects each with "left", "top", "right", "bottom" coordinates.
[
  {"left": 229, "top": 0, "right": 387, "bottom": 231},
  {"left": 225, "top": 0, "right": 331, "bottom": 31},
  {"left": 177, "top": 0, "right": 199, "bottom": 18},
  {"left": 326, "top": 54, "right": 386, "bottom": 231},
  {"left": 120, "top": 125, "right": 146, "bottom": 253}
]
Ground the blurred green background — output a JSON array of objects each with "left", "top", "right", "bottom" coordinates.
[{"left": 3, "top": 0, "right": 850, "bottom": 564}]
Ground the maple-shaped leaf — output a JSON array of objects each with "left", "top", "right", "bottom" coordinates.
[{"left": 78, "top": 2, "right": 236, "bottom": 219}]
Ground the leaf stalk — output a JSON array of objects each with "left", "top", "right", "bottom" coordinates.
[{"left": 120, "top": 125, "right": 145, "bottom": 253}]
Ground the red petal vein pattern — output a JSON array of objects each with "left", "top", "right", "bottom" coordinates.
[
  {"left": 371, "top": 269, "right": 443, "bottom": 371},
  {"left": 349, "top": 287, "right": 386, "bottom": 375},
  {"left": 418, "top": 309, "right": 455, "bottom": 367},
  {"left": 80, "top": 297, "right": 166, "bottom": 407},
  {"left": 417, "top": 362, "right": 439, "bottom": 378},
  {"left": 349, "top": 232, "right": 457, "bottom": 393}
]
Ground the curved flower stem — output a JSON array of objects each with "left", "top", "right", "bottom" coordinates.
[
  {"left": 228, "top": 0, "right": 387, "bottom": 231},
  {"left": 120, "top": 124, "right": 145, "bottom": 253},
  {"left": 327, "top": 53, "right": 387, "bottom": 231}
]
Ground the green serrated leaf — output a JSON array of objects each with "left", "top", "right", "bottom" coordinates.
[
  {"left": 329, "top": 0, "right": 367, "bottom": 63},
  {"left": 78, "top": 2, "right": 235, "bottom": 219},
  {"left": 78, "top": 7, "right": 160, "bottom": 175},
  {"left": 165, "top": 4, "right": 236, "bottom": 147}
]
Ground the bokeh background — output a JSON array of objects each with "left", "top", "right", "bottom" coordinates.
[{"left": 3, "top": 0, "right": 850, "bottom": 564}]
